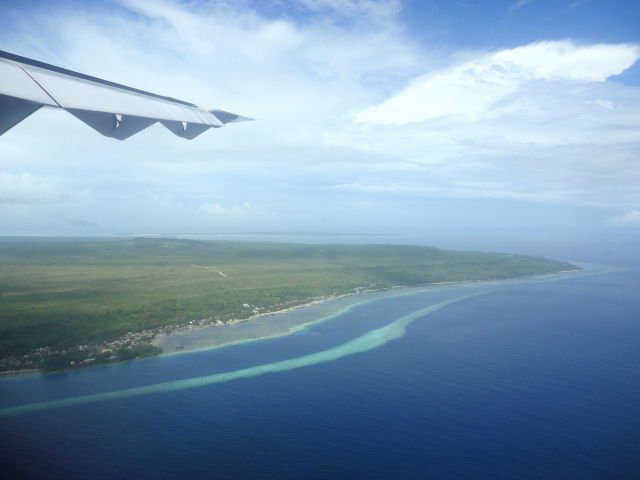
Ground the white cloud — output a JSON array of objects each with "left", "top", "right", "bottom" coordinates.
[
  {"left": 609, "top": 210, "right": 640, "bottom": 226},
  {"left": 493, "top": 42, "right": 640, "bottom": 82},
  {"left": 508, "top": 0, "right": 534, "bottom": 14},
  {"left": 295, "top": 0, "right": 401, "bottom": 25},
  {"left": 330, "top": 181, "right": 578, "bottom": 204},
  {"left": 199, "top": 202, "right": 266, "bottom": 217},
  {"left": 588, "top": 99, "right": 617, "bottom": 110},
  {"left": 0, "top": 172, "right": 70, "bottom": 204},
  {"left": 354, "top": 41, "right": 640, "bottom": 125}
]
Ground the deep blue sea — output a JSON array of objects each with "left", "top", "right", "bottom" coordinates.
[{"left": 1, "top": 268, "right": 639, "bottom": 480}]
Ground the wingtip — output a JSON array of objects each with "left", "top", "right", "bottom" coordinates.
[{"left": 210, "top": 109, "right": 254, "bottom": 124}]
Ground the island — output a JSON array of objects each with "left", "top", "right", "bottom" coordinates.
[{"left": 0, "top": 238, "right": 579, "bottom": 373}]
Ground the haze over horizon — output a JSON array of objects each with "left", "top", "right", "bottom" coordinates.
[{"left": 1, "top": 0, "right": 640, "bottom": 246}]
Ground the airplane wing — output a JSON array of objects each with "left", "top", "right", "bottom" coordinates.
[{"left": 0, "top": 50, "right": 251, "bottom": 140}]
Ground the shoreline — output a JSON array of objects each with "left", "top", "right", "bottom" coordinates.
[
  {"left": 152, "top": 267, "right": 587, "bottom": 358},
  {"left": 1, "top": 267, "right": 590, "bottom": 378}
]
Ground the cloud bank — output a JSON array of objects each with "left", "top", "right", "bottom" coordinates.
[
  {"left": 0, "top": 172, "right": 69, "bottom": 204},
  {"left": 609, "top": 210, "right": 640, "bottom": 226},
  {"left": 0, "top": 0, "right": 639, "bottom": 234},
  {"left": 354, "top": 41, "right": 640, "bottom": 125}
]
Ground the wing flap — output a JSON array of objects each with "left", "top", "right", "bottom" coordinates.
[
  {"left": 160, "top": 120, "right": 212, "bottom": 140},
  {"left": 67, "top": 109, "right": 159, "bottom": 140},
  {"left": 0, "top": 94, "right": 43, "bottom": 135}
]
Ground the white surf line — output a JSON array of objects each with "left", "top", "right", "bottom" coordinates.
[{"left": 0, "top": 293, "right": 485, "bottom": 418}]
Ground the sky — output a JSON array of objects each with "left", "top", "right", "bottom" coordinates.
[{"left": 1, "top": 0, "right": 639, "bottom": 250}]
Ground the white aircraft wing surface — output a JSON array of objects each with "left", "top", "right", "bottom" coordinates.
[{"left": 0, "top": 50, "right": 251, "bottom": 140}]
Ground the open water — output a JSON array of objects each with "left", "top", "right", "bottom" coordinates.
[{"left": 1, "top": 267, "right": 639, "bottom": 479}]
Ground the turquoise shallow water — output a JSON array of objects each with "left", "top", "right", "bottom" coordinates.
[
  {"left": 0, "top": 294, "right": 483, "bottom": 417},
  {"left": 1, "top": 268, "right": 639, "bottom": 479}
]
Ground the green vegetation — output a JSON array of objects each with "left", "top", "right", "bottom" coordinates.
[{"left": 0, "top": 238, "right": 577, "bottom": 364}]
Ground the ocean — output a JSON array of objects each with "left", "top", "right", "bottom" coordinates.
[{"left": 1, "top": 266, "right": 639, "bottom": 479}]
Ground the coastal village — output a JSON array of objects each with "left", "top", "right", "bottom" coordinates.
[{"left": 0, "top": 285, "right": 380, "bottom": 374}]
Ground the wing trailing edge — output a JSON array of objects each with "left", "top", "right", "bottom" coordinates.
[{"left": 0, "top": 50, "right": 251, "bottom": 140}]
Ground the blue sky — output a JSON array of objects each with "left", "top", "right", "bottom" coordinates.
[
  {"left": 403, "top": 1, "right": 638, "bottom": 45},
  {"left": 400, "top": 0, "right": 640, "bottom": 84},
  {"left": 0, "top": 0, "right": 639, "bottom": 247}
]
